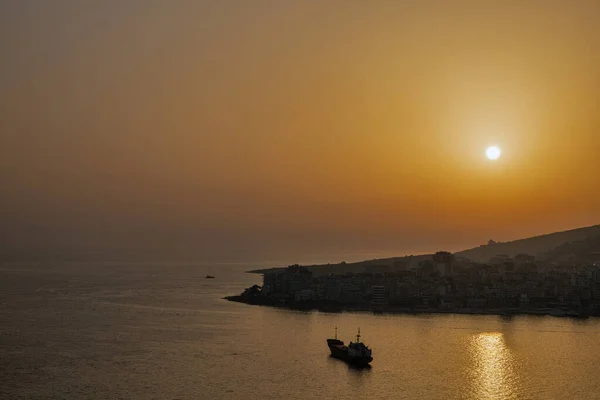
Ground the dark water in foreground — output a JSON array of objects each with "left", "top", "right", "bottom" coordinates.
[{"left": 2, "top": 261, "right": 600, "bottom": 399}]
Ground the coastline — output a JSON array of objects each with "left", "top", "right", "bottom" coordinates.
[{"left": 223, "top": 295, "right": 595, "bottom": 319}]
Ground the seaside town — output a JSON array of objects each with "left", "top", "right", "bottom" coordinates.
[{"left": 228, "top": 246, "right": 600, "bottom": 317}]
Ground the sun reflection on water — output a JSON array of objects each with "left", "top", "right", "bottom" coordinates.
[{"left": 468, "top": 332, "right": 519, "bottom": 400}]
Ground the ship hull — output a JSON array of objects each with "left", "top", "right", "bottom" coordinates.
[{"left": 327, "top": 343, "right": 372, "bottom": 366}]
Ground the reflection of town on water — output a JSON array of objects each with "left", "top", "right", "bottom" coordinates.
[{"left": 467, "top": 332, "right": 520, "bottom": 400}]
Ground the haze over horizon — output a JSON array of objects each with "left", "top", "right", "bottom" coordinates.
[{"left": 1, "top": 1, "right": 599, "bottom": 262}]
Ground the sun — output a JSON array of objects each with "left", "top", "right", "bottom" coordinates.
[{"left": 486, "top": 146, "right": 502, "bottom": 161}]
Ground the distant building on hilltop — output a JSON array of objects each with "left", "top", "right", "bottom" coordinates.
[{"left": 433, "top": 251, "right": 455, "bottom": 277}]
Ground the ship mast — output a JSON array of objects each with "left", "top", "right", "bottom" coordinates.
[
  {"left": 356, "top": 327, "right": 361, "bottom": 343},
  {"left": 335, "top": 326, "right": 338, "bottom": 340}
]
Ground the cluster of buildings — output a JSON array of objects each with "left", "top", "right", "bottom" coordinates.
[{"left": 249, "top": 252, "right": 600, "bottom": 316}]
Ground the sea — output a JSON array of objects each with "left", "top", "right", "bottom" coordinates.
[{"left": 2, "top": 260, "right": 600, "bottom": 400}]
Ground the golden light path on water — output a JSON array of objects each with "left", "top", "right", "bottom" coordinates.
[{"left": 468, "top": 332, "right": 519, "bottom": 400}]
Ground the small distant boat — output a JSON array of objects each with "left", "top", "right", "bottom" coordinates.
[
  {"left": 327, "top": 327, "right": 373, "bottom": 366},
  {"left": 205, "top": 275, "right": 215, "bottom": 279}
]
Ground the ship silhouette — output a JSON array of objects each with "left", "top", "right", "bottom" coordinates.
[{"left": 326, "top": 327, "right": 373, "bottom": 366}]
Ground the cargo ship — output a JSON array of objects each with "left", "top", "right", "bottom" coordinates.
[{"left": 326, "top": 327, "right": 373, "bottom": 366}]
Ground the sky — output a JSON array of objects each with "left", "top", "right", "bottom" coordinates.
[{"left": 1, "top": 1, "right": 599, "bottom": 262}]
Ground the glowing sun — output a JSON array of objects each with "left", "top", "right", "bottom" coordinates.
[{"left": 486, "top": 146, "right": 502, "bottom": 160}]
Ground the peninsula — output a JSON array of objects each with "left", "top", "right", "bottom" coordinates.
[{"left": 226, "top": 225, "right": 600, "bottom": 317}]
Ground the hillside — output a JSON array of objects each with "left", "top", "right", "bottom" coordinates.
[
  {"left": 249, "top": 254, "right": 433, "bottom": 276},
  {"left": 455, "top": 225, "right": 600, "bottom": 263},
  {"left": 249, "top": 224, "right": 600, "bottom": 275},
  {"left": 543, "top": 234, "right": 600, "bottom": 265}
]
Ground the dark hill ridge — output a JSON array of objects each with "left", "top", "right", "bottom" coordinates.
[
  {"left": 249, "top": 224, "right": 600, "bottom": 275},
  {"left": 455, "top": 225, "right": 600, "bottom": 263},
  {"left": 543, "top": 234, "right": 600, "bottom": 265},
  {"left": 249, "top": 254, "right": 433, "bottom": 276}
]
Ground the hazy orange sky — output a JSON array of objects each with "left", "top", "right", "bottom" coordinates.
[{"left": 1, "top": 1, "right": 598, "bottom": 262}]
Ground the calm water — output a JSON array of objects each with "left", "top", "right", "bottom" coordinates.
[{"left": 2, "top": 261, "right": 600, "bottom": 399}]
